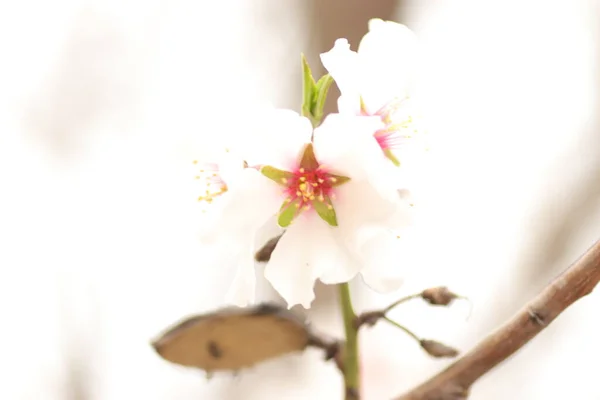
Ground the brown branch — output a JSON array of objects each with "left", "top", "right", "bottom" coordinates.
[{"left": 395, "top": 239, "right": 600, "bottom": 400}]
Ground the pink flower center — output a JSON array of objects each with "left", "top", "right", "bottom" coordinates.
[
  {"left": 261, "top": 143, "right": 348, "bottom": 227},
  {"left": 373, "top": 118, "right": 414, "bottom": 151},
  {"left": 361, "top": 97, "right": 415, "bottom": 152},
  {"left": 283, "top": 167, "right": 337, "bottom": 211}
]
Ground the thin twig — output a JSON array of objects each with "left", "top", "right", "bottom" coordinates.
[
  {"left": 383, "top": 317, "right": 420, "bottom": 342},
  {"left": 383, "top": 294, "right": 422, "bottom": 314},
  {"left": 382, "top": 317, "right": 459, "bottom": 359},
  {"left": 355, "top": 287, "right": 463, "bottom": 329},
  {"left": 395, "top": 239, "right": 600, "bottom": 400}
]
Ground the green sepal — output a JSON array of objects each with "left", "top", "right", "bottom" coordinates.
[
  {"left": 300, "top": 55, "right": 334, "bottom": 127},
  {"left": 301, "top": 54, "right": 316, "bottom": 120},
  {"left": 313, "top": 195, "right": 338, "bottom": 227},
  {"left": 383, "top": 148, "right": 401, "bottom": 167},
  {"left": 328, "top": 173, "right": 351, "bottom": 187},
  {"left": 278, "top": 198, "right": 302, "bottom": 227},
  {"left": 261, "top": 165, "right": 294, "bottom": 185},
  {"left": 311, "top": 74, "right": 334, "bottom": 124},
  {"left": 299, "top": 143, "right": 319, "bottom": 171}
]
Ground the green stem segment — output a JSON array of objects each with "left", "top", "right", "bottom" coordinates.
[{"left": 339, "top": 282, "right": 360, "bottom": 400}]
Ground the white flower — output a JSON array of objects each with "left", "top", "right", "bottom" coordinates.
[
  {"left": 252, "top": 109, "right": 414, "bottom": 308},
  {"left": 320, "top": 19, "right": 426, "bottom": 200},
  {"left": 193, "top": 103, "right": 417, "bottom": 309},
  {"left": 192, "top": 149, "right": 282, "bottom": 307}
]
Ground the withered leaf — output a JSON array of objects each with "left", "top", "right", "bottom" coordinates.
[{"left": 152, "top": 303, "right": 310, "bottom": 372}]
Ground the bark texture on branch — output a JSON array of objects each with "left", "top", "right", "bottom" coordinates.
[{"left": 395, "top": 239, "right": 600, "bottom": 400}]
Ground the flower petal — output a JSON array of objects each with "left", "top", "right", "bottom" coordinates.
[
  {"left": 333, "top": 180, "right": 398, "bottom": 232},
  {"left": 200, "top": 167, "right": 282, "bottom": 241},
  {"left": 320, "top": 39, "right": 362, "bottom": 113},
  {"left": 313, "top": 113, "right": 384, "bottom": 179},
  {"left": 218, "top": 219, "right": 281, "bottom": 307},
  {"left": 358, "top": 226, "right": 419, "bottom": 292},
  {"left": 313, "top": 113, "right": 402, "bottom": 201},
  {"left": 243, "top": 109, "right": 313, "bottom": 171},
  {"left": 358, "top": 19, "right": 419, "bottom": 112},
  {"left": 224, "top": 237, "right": 257, "bottom": 306},
  {"left": 264, "top": 215, "right": 359, "bottom": 308},
  {"left": 333, "top": 179, "right": 414, "bottom": 269}
]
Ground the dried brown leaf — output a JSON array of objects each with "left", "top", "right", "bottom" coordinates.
[{"left": 152, "top": 303, "right": 310, "bottom": 372}]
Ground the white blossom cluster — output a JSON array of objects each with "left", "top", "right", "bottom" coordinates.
[{"left": 193, "top": 20, "right": 426, "bottom": 308}]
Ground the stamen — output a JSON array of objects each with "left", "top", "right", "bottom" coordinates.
[{"left": 194, "top": 161, "right": 228, "bottom": 206}]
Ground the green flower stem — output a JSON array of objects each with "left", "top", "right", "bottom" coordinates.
[{"left": 339, "top": 282, "right": 360, "bottom": 400}]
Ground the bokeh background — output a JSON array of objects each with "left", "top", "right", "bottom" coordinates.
[{"left": 1, "top": 1, "right": 599, "bottom": 399}]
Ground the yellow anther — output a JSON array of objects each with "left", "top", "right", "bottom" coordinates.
[
  {"left": 302, "top": 205, "right": 310, "bottom": 211},
  {"left": 327, "top": 204, "right": 333, "bottom": 210},
  {"left": 309, "top": 195, "right": 315, "bottom": 200},
  {"left": 318, "top": 178, "right": 324, "bottom": 184},
  {"left": 318, "top": 195, "right": 324, "bottom": 202},
  {"left": 311, "top": 182, "right": 318, "bottom": 187},
  {"left": 299, "top": 168, "right": 305, "bottom": 173},
  {"left": 296, "top": 190, "right": 302, "bottom": 196},
  {"left": 329, "top": 177, "right": 337, "bottom": 183},
  {"left": 281, "top": 177, "right": 288, "bottom": 184},
  {"left": 299, "top": 176, "right": 306, "bottom": 182},
  {"left": 299, "top": 183, "right": 307, "bottom": 191}
]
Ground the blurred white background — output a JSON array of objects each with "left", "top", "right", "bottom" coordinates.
[{"left": 1, "top": 1, "right": 599, "bottom": 399}]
